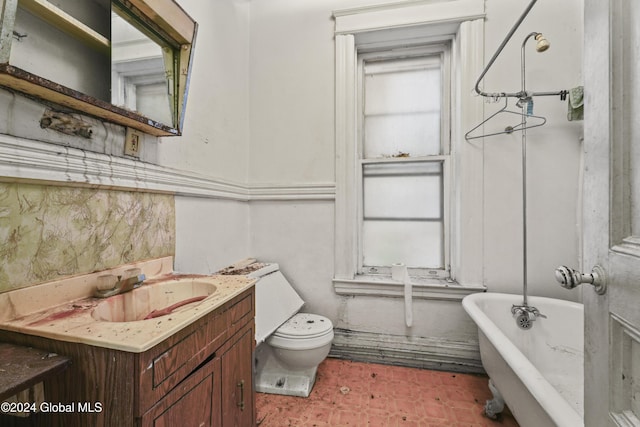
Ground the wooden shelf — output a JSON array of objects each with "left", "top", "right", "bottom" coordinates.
[
  {"left": 0, "top": 343, "right": 70, "bottom": 401},
  {"left": 0, "top": 64, "right": 179, "bottom": 136},
  {"left": 19, "top": 0, "right": 110, "bottom": 56},
  {"left": 126, "top": 0, "right": 195, "bottom": 46}
]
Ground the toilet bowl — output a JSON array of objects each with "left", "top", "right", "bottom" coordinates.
[
  {"left": 244, "top": 262, "right": 334, "bottom": 397},
  {"left": 268, "top": 313, "right": 334, "bottom": 370}
]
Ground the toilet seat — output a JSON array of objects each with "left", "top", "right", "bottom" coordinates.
[
  {"left": 274, "top": 313, "right": 333, "bottom": 338},
  {"left": 268, "top": 313, "right": 334, "bottom": 351}
]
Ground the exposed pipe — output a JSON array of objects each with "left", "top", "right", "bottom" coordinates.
[
  {"left": 473, "top": 0, "right": 562, "bottom": 100},
  {"left": 474, "top": 0, "right": 540, "bottom": 99},
  {"left": 519, "top": 32, "right": 540, "bottom": 307},
  {"left": 510, "top": 32, "right": 549, "bottom": 325},
  {"left": 517, "top": 31, "right": 551, "bottom": 306}
]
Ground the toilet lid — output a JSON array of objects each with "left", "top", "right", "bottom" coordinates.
[
  {"left": 273, "top": 313, "right": 333, "bottom": 339},
  {"left": 254, "top": 268, "right": 304, "bottom": 344}
]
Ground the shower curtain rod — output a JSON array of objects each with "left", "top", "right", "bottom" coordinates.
[{"left": 473, "top": 0, "right": 567, "bottom": 101}]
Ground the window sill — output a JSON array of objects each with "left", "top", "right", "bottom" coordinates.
[{"left": 333, "top": 275, "right": 486, "bottom": 301}]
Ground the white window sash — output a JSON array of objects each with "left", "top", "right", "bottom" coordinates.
[
  {"left": 356, "top": 45, "right": 451, "bottom": 277},
  {"left": 357, "top": 156, "right": 451, "bottom": 279}
]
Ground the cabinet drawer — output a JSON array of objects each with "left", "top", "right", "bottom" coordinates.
[{"left": 225, "top": 294, "right": 252, "bottom": 328}]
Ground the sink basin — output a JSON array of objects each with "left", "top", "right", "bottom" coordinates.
[{"left": 92, "top": 280, "right": 217, "bottom": 322}]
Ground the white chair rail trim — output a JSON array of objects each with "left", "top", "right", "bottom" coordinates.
[{"left": 0, "top": 133, "right": 335, "bottom": 200}]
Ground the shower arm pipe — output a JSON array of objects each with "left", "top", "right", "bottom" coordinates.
[{"left": 473, "top": 0, "right": 565, "bottom": 100}]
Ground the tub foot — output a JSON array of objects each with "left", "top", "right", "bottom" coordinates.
[{"left": 484, "top": 379, "right": 505, "bottom": 420}]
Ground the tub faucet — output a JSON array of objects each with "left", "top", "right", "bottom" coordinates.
[
  {"left": 511, "top": 304, "right": 546, "bottom": 330},
  {"left": 94, "top": 269, "right": 146, "bottom": 298}
]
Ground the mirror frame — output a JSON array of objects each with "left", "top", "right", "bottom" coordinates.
[{"left": 0, "top": 0, "right": 197, "bottom": 137}]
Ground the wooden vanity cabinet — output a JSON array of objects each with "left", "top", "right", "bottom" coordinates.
[
  {"left": 0, "top": 286, "right": 256, "bottom": 427},
  {"left": 221, "top": 328, "right": 255, "bottom": 426}
]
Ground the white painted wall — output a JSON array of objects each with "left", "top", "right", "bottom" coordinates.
[
  {"left": 156, "top": 0, "right": 251, "bottom": 185},
  {"left": 248, "top": 201, "right": 336, "bottom": 317},
  {"left": 161, "top": 0, "right": 253, "bottom": 274},
  {"left": 248, "top": 0, "right": 374, "bottom": 185},
  {"left": 175, "top": 197, "right": 250, "bottom": 274}
]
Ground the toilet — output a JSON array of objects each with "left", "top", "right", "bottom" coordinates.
[{"left": 246, "top": 262, "right": 334, "bottom": 397}]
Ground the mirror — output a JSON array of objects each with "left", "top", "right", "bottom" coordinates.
[
  {"left": 111, "top": 10, "right": 173, "bottom": 127},
  {"left": 0, "top": 0, "right": 197, "bottom": 136}
]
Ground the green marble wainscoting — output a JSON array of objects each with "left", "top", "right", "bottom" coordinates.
[{"left": 0, "top": 182, "right": 175, "bottom": 293}]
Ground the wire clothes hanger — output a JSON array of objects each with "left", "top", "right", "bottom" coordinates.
[{"left": 464, "top": 95, "right": 547, "bottom": 141}]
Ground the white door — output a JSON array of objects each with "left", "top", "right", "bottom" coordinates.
[{"left": 583, "top": 0, "right": 640, "bottom": 426}]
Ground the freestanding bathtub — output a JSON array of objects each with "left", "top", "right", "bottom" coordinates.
[{"left": 462, "top": 292, "right": 583, "bottom": 427}]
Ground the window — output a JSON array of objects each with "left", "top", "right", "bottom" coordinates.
[
  {"left": 358, "top": 46, "right": 450, "bottom": 278},
  {"left": 333, "top": 0, "right": 486, "bottom": 298}
]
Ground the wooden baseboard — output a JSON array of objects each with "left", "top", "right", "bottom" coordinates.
[{"left": 328, "top": 328, "right": 484, "bottom": 374}]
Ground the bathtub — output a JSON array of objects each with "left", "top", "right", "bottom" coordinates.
[{"left": 462, "top": 292, "right": 583, "bottom": 427}]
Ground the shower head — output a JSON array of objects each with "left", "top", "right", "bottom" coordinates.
[{"left": 534, "top": 33, "right": 550, "bottom": 52}]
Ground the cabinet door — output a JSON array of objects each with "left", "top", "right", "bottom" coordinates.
[
  {"left": 141, "top": 373, "right": 214, "bottom": 427},
  {"left": 221, "top": 329, "right": 255, "bottom": 427}
]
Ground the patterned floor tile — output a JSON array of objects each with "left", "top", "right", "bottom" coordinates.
[{"left": 256, "top": 358, "right": 520, "bottom": 427}]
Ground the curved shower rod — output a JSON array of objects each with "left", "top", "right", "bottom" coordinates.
[{"left": 474, "top": 0, "right": 566, "bottom": 100}]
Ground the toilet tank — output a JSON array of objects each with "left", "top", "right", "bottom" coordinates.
[{"left": 250, "top": 264, "right": 304, "bottom": 344}]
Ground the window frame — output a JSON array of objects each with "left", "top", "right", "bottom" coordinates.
[
  {"left": 332, "top": 0, "right": 487, "bottom": 299},
  {"left": 356, "top": 44, "right": 452, "bottom": 279}
]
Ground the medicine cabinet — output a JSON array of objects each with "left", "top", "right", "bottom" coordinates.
[{"left": 0, "top": 0, "right": 197, "bottom": 136}]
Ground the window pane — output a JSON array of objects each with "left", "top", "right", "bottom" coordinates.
[
  {"left": 364, "top": 113, "right": 440, "bottom": 158},
  {"left": 363, "top": 56, "right": 441, "bottom": 158},
  {"left": 364, "top": 59, "right": 441, "bottom": 114},
  {"left": 363, "top": 161, "right": 442, "bottom": 219},
  {"left": 362, "top": 220, "right": 443, "bottom": 268}
]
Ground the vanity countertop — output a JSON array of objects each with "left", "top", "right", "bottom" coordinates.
[{"left": 0, "top": 257, "right": 255, "bottom": 353}]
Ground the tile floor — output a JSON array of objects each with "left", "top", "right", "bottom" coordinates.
[{"left": 256, "top": 358, "right": 519, "bottom": 427}]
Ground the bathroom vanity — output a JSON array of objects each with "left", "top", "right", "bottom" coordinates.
[{"left": 0, "top": 258, "right": 256, "bottom": 427}]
